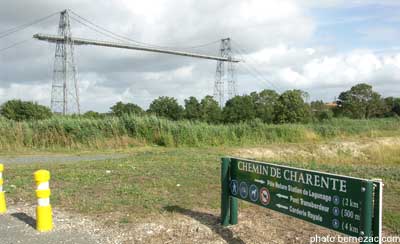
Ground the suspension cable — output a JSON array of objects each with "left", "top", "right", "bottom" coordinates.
[
  {"left": 232, "top": 45, "right": 283, "bottom": 92},
  {"left": 0, "top": 11, "right": 60, "bottom": 39},
  {"left": 0, "top": 38, "right": 33, "bottom": 53},
  {"left": 69, "top": 10, "right": 220, "bottom": 50}
]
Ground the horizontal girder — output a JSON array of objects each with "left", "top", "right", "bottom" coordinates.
[{"left": 33, "top": 33, "right": 240, "bottom": 63}]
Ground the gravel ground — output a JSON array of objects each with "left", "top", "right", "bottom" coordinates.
[
  {"left": 1, "top": 203, "right": 398, "bottom": 244},
  {"left": 112, "top": 207, "right": 397, "bottom": 244},
  {"left": 0, "top": 153, "right": 129, "bottom": 165},
  {"left": 0, "top": 203, "right": 116, "bottom": 244}
]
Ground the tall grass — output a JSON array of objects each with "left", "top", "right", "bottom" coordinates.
[{"left": 0, "top": 115, "right": 399, "bottom": 150}]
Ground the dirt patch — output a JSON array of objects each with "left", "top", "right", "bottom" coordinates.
[
  {"left": 233, "top": 137, "right": 400, "bottom": 162},
  {"left": 96, "top": 205, "right": 397, "bottom": 244}
]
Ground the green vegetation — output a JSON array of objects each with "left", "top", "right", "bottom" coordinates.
[
  {"left": 0, "top": 99, "right": 52, "bottom": 121},
  {"left": 223, "top": 94, "right": 256, "bottom": 123},
  {"left": 311, "top": 100, "right": 334, "bottom": 121},
  {"left": 251, "top": 89, "right": 279, "bottom": 123},
  {"left": 148, "top": 96, "right": 184, "bottom": 121},
  {"left": 82, "top": 110, "right": 104, "bottom": 119},
  {"left": 184, "top": 96, "right": 202, "bottom": 121},
  {"left": 2, "top": 83, "right": 400, "bottom": 124},
  {"left": 0, "top": 115, "right": 399, "bottom": 151},
  {"left": 183, "top": 95, "right": 223, "bottom": 123},
  {"left": 273, "top": 89, "right": 311, "bottom": 124},
  {"left": 335, "top": 83, "right": 387, "bottom": 119},
  {"left": 110, "top": 101, "right": 144, "bottom": 117},
  {"left": 4, "top": 141, "right": 400, "bottom": 233},
  {"left": 108, "top": 83, "right": 400, "bottom": 123}
]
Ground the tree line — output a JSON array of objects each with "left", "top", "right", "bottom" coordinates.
[{"left": 1, "top": 83, "right": 399, "bottom": 123}]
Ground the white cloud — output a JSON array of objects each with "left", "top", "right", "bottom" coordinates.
[
  {"left": 301, "top": 0, "right": 400, "bottom": 8},
  {"left": 143, "top": 65, "right": 194, "bottom": 81},
  {"left": 242, "top": 46, "right": 400, "bottom": 100},
  {"left": 0, "top": 83, "right": 51, "bottom": 105},
  {"left": 0, "top": 0, "right": 399, "bottom": 112},
  {"left": 1, "top": 0, "right": 317, "bottom": 112}
]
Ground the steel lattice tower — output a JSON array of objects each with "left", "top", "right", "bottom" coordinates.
[
  {"left": 51, "top": 10, "right": 80, "bottom": 115},
  {"left": 214, "top": 38, "right": 236, "bottom": 107}
]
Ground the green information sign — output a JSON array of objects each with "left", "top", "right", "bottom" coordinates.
[{"left": 220, "top": 157, "right": 383, "bottom": 243}]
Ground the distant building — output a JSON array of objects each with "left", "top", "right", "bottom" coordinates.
[{"left": 325, "top": 102, "right": 339, "bottom": 108}]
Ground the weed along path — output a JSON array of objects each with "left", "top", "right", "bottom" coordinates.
[{"left": 0, "top": 140, "right": 399, "bottom": 243}]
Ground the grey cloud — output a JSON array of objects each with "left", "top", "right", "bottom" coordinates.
[{"left": 1, "top": 0, "right": 398, "bottom": 112}]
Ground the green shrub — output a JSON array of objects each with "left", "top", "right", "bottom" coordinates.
[{"left": 0, "top": 100, "right": 52, "bottom": 121}]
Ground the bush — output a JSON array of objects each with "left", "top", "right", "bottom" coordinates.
[
  {"left": 147, "top": 96, "right": 184, "bottom": 121},
  {"left": 82, "top": 111, "right": 104, "bottom": 119},
  {"left": 313, "top": 109, "right": 334, "bottom": 122},
  {"left": 273, "top": 90, "right": 311, "bottom": 124},
  {"left": 0, "top": 100, "right": 52, "bottom": 121},
  {"left": 110, "top": 102, "right": 143, "bottom": 117}
]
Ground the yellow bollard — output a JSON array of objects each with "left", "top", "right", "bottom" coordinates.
[
  {"left": 0, "top": 164, "right": 6, "bottom": 214},
  {"left": 34, "top": 170, "right": 53, "bottom": 232}
]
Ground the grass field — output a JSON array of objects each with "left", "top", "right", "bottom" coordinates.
[
  {"left": 0, "top": 116, "right": 400, "bottom": 151},
  {"left": 4, "top": 137, "right": 400, "bottom": 234}
]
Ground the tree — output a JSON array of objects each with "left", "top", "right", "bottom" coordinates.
[
  {"left": 110, "top": 102, "right": 143, "bottom": 116},
  {"left": 383, "top": 97, "right": 400, "bottom": 117},
  {"left": 199, "top": 95, "right": 222, "bottom": 123},
  {"left": 0, "top": 100, "right": 52, "bottom": 121},
  {"left": 223, "top": 95, "right": 257, "bottom": 123},
  {"left": 148, "top": 96, "right": 184, "bottom": 120},
  {"left": 251, "top": 89, "right": 279, "bottom": 123},
  {"left": 311, "top": 100, "right": 333, "bottom": 121},
  {"left": 273, "top": 90, "right": 311, "bottom": 123},
  {"left": 83, "top": 110, "right": 103, "bottom": 119},
  {"left": 393, "top": 98, "right": 400, "bottom": 116},
  {"left": 184, "top": 96, "right": 201, "bottom": 120},
  {"left": 335, "top": 83, "right": 385, "bottom": 119}
]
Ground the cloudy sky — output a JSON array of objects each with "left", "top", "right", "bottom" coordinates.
[{"left": 0, "top": 0, "right": 400, "bottom": 112}]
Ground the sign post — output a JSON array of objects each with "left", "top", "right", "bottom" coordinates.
[
  {"left": 220, "top": 157, "right": 383, "bottom": 243},
  {"left": 220, "top": 157, "right": 230, "bottom": 226},
  {"left": 221, "top": 157, "right": 239, "bottom": 226}
]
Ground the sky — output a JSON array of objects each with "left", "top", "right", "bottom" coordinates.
[{"left": 0, "top": 0, "right": 399, "bottom": 112}]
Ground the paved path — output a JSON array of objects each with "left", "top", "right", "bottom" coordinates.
[{"left": 0, "top": 153, "right": 129, "bottom": 165}]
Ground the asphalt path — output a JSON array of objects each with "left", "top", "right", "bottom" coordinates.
[{"left": 0, "top": 153, "right": 129, "bottom": 165}]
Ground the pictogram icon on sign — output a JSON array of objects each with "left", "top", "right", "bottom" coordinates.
[
  {"left": 230, "top": 180, "right": 238, "bottom": 196},
  {"left": 239, "top": 182, "right": 248, "bottom": 198},
  {"left": 260, "top": 187, "right": 270, "bottom": 205},
  {"left": 249, "top": 184, "right": 258, "bottom": 202}
]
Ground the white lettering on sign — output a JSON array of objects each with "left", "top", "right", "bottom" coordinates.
[
  {"left": 237, "top": 161, "right": 347, "bottom": 193},
  {"left": 238, "top": 161, "right": 269, "bottom": 176},
  {"left": 300, "top": 198, "right": 329, "bottom": 213}
]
